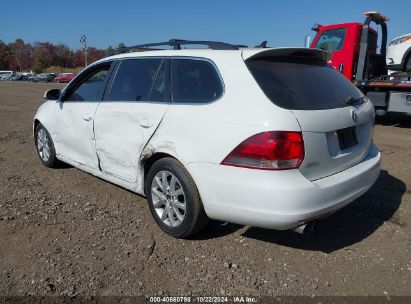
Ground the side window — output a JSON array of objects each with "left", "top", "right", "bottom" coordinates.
[
  {"left": 65, "top": 64, "right": 111, "bottom": 101},
  {"left": 107, "top": 58, "right": 167, "bottom": 102},
  {"left": 171, "top": 59, "right": 223, "bottom": 103},
  {"left": 315, "top": 28, "right": 346, "bottom": 51}
]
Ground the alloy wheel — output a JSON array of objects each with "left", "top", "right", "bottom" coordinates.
[
  {"left": 37, "top": 128, "right": 50, "bottom": 162},
  {"left": 151, "top": 170, "right": 186, "bottom": 227}
]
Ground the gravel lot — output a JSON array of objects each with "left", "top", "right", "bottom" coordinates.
[{"left": 0, "top": 82, "right": 410, "bottom": 297}]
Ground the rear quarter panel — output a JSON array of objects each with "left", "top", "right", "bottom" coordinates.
[{"left": 142, "top": 53, "right": 301, "bottom": 166}]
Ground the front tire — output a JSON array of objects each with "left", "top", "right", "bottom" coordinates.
[
  {"left": 35, "top": 123, "right": 60, "bottom": 168},
  {"left": 145, "top": 158, "right": 209, "bottom": 238}
]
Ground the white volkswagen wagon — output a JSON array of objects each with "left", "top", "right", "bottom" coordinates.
[{"left": 34, "top": 40, "right": 381, "bottom": 238}]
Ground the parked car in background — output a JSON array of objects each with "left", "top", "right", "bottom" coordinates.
[
  {"left": 10, "top": 74, "right": 23, "bottom": 81},
  {"left": 27, "top": 74, "right": 37, "bottom": 81},
  {"left": 20, "top": 73, "right": 34, "bottom": 81},
  {"left": 386, "top": 32, "right": 411, "bottom": 74},
  {"left": 34, "top": 73, "right": 56, "bottom": 82},
  {"left": 54, "top": 73, "right": 76, "bottom": 83},
  {"left": 34, "top": 40, "right": 380, "bottom": 238}
]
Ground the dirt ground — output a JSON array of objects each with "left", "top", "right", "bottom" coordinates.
[{"left": 0, "top": 82, "right": 410, "bottom": 297}]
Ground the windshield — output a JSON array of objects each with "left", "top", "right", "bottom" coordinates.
[
  {"left": 315, "top": 28, "right": 346, "bottom": 51},
  {"left": 246, "top": 56, "right": 363, "bottom": 110}
]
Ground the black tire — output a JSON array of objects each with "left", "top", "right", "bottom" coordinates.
[
  {"left": 145, "top": 157, "right": 209, "bottom": 238},
  {"left": 35, "top": 123, "right": 61, "bottom": 168},
  {"left": 406, "top": 56, "right": 411, "bottom": 75}
]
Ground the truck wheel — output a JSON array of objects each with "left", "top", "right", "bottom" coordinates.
[{"left": 145, "top": 157, "right": 209, "bottom": 238}]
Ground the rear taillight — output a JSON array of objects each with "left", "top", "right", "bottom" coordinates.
[{"left": 221, "top": 131, "right": 304, "bottom": 170}]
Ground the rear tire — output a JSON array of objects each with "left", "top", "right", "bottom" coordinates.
[
  {"left": 35, "top": 123, "right": 61, "bottom": 168},
  {"left": 145, "top": 157, "right": 209, "bottom": 238}
]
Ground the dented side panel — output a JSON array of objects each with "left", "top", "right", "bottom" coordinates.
[
  {"left": 53, "top": 101, "right": 101, "bottom": 169},
  {"left": 34, "top": 99, "right": 101, "bottom": 170},
  {"left": 93, "top": 102, "right": 170, "bottom": 184}
]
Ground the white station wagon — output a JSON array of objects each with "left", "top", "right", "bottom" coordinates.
[{"left": 34, "top": 40, "right": 381, "bottom": 238}]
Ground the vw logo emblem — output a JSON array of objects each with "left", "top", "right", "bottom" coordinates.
[{"left": 351, "top": 110, "right": 358, "bottom": 123}]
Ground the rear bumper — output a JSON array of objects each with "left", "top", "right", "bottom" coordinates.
[{"left": 187, "top": 144, "right": 380, "bottom": 230}]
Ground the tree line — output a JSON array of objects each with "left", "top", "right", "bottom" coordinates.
[{"left": 0, "top": 39, "right": 126, "bottom": 73}]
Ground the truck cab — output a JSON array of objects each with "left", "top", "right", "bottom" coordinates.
[
  {"left": 310, "top": 12, "right": 387, "bottom": 81},
  {"left": 310, "top": 12, "right": 411, "bottom": 116},
  {"left": 311, "top": 23, "right": 378, "bottom": 80}
]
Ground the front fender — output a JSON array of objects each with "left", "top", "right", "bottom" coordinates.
[{"left": 33, "top": 100, "right": 59, "bottom": 142}]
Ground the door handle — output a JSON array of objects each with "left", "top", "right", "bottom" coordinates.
[
  {"left": 83, "top": 114, "right": 93, "bottom": 121},
  {"left": 138, "top": 119, "right": 153, "bottom": 128}
]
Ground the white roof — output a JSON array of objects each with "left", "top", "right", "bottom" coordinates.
[
  {"left": 95, "top": 47, "right": 332, "bottom": 65},
  {"left": 103, "top": 48, "right": 239, "bottom": 60}
]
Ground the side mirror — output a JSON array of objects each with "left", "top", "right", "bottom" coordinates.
[{"left": 44, "top": 89, "right": 61, "bottom": 101}]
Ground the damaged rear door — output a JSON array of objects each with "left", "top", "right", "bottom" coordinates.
[{"left": 93, "top": 58, "right": 170, "bottom": 182}]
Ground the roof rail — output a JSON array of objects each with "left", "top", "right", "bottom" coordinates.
[{"left": 120, "top": 39, "right": 239, "bottom": 52}]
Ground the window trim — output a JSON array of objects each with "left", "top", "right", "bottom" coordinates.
[
  {"left": 61, "top": 60, "right": 115, "bottom": 102},
  {"left": 170, "top": 56, "right": 225, "bottom": 105},
  {"left": 102, "top": 57, "right": 171, "bottom": 104},
  {"left": 93, "top": 55, "right": 225, "bottom": 105}
]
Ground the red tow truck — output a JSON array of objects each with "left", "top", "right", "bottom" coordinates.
[{"left": 309, "top": 12, "right": 411, "bottom": 116}]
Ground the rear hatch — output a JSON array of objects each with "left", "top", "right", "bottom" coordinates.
[{"left": 244, "top": 48, "right": 374, "bottom": 181}]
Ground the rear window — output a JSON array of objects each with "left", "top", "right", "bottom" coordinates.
[{"left": 246, "top": 57, "right": 363, "bottom": 110}]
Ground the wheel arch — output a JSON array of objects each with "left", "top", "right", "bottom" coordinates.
[
  {"left": 143, "top": 152, "right": 175, "bottom": 179},
  {"left": 33, "top": 119, "right": 41, "bottom": 139},
  {"left": 140, "top": 151, "right": 178, "bottom": 194},
  {"left": 402, "top": 46, "right": 411, "bottom": 70}
]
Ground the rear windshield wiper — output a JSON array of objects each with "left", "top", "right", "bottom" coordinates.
[{"left": 341, "top": 96, "right": 363, "bottom": 107}]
